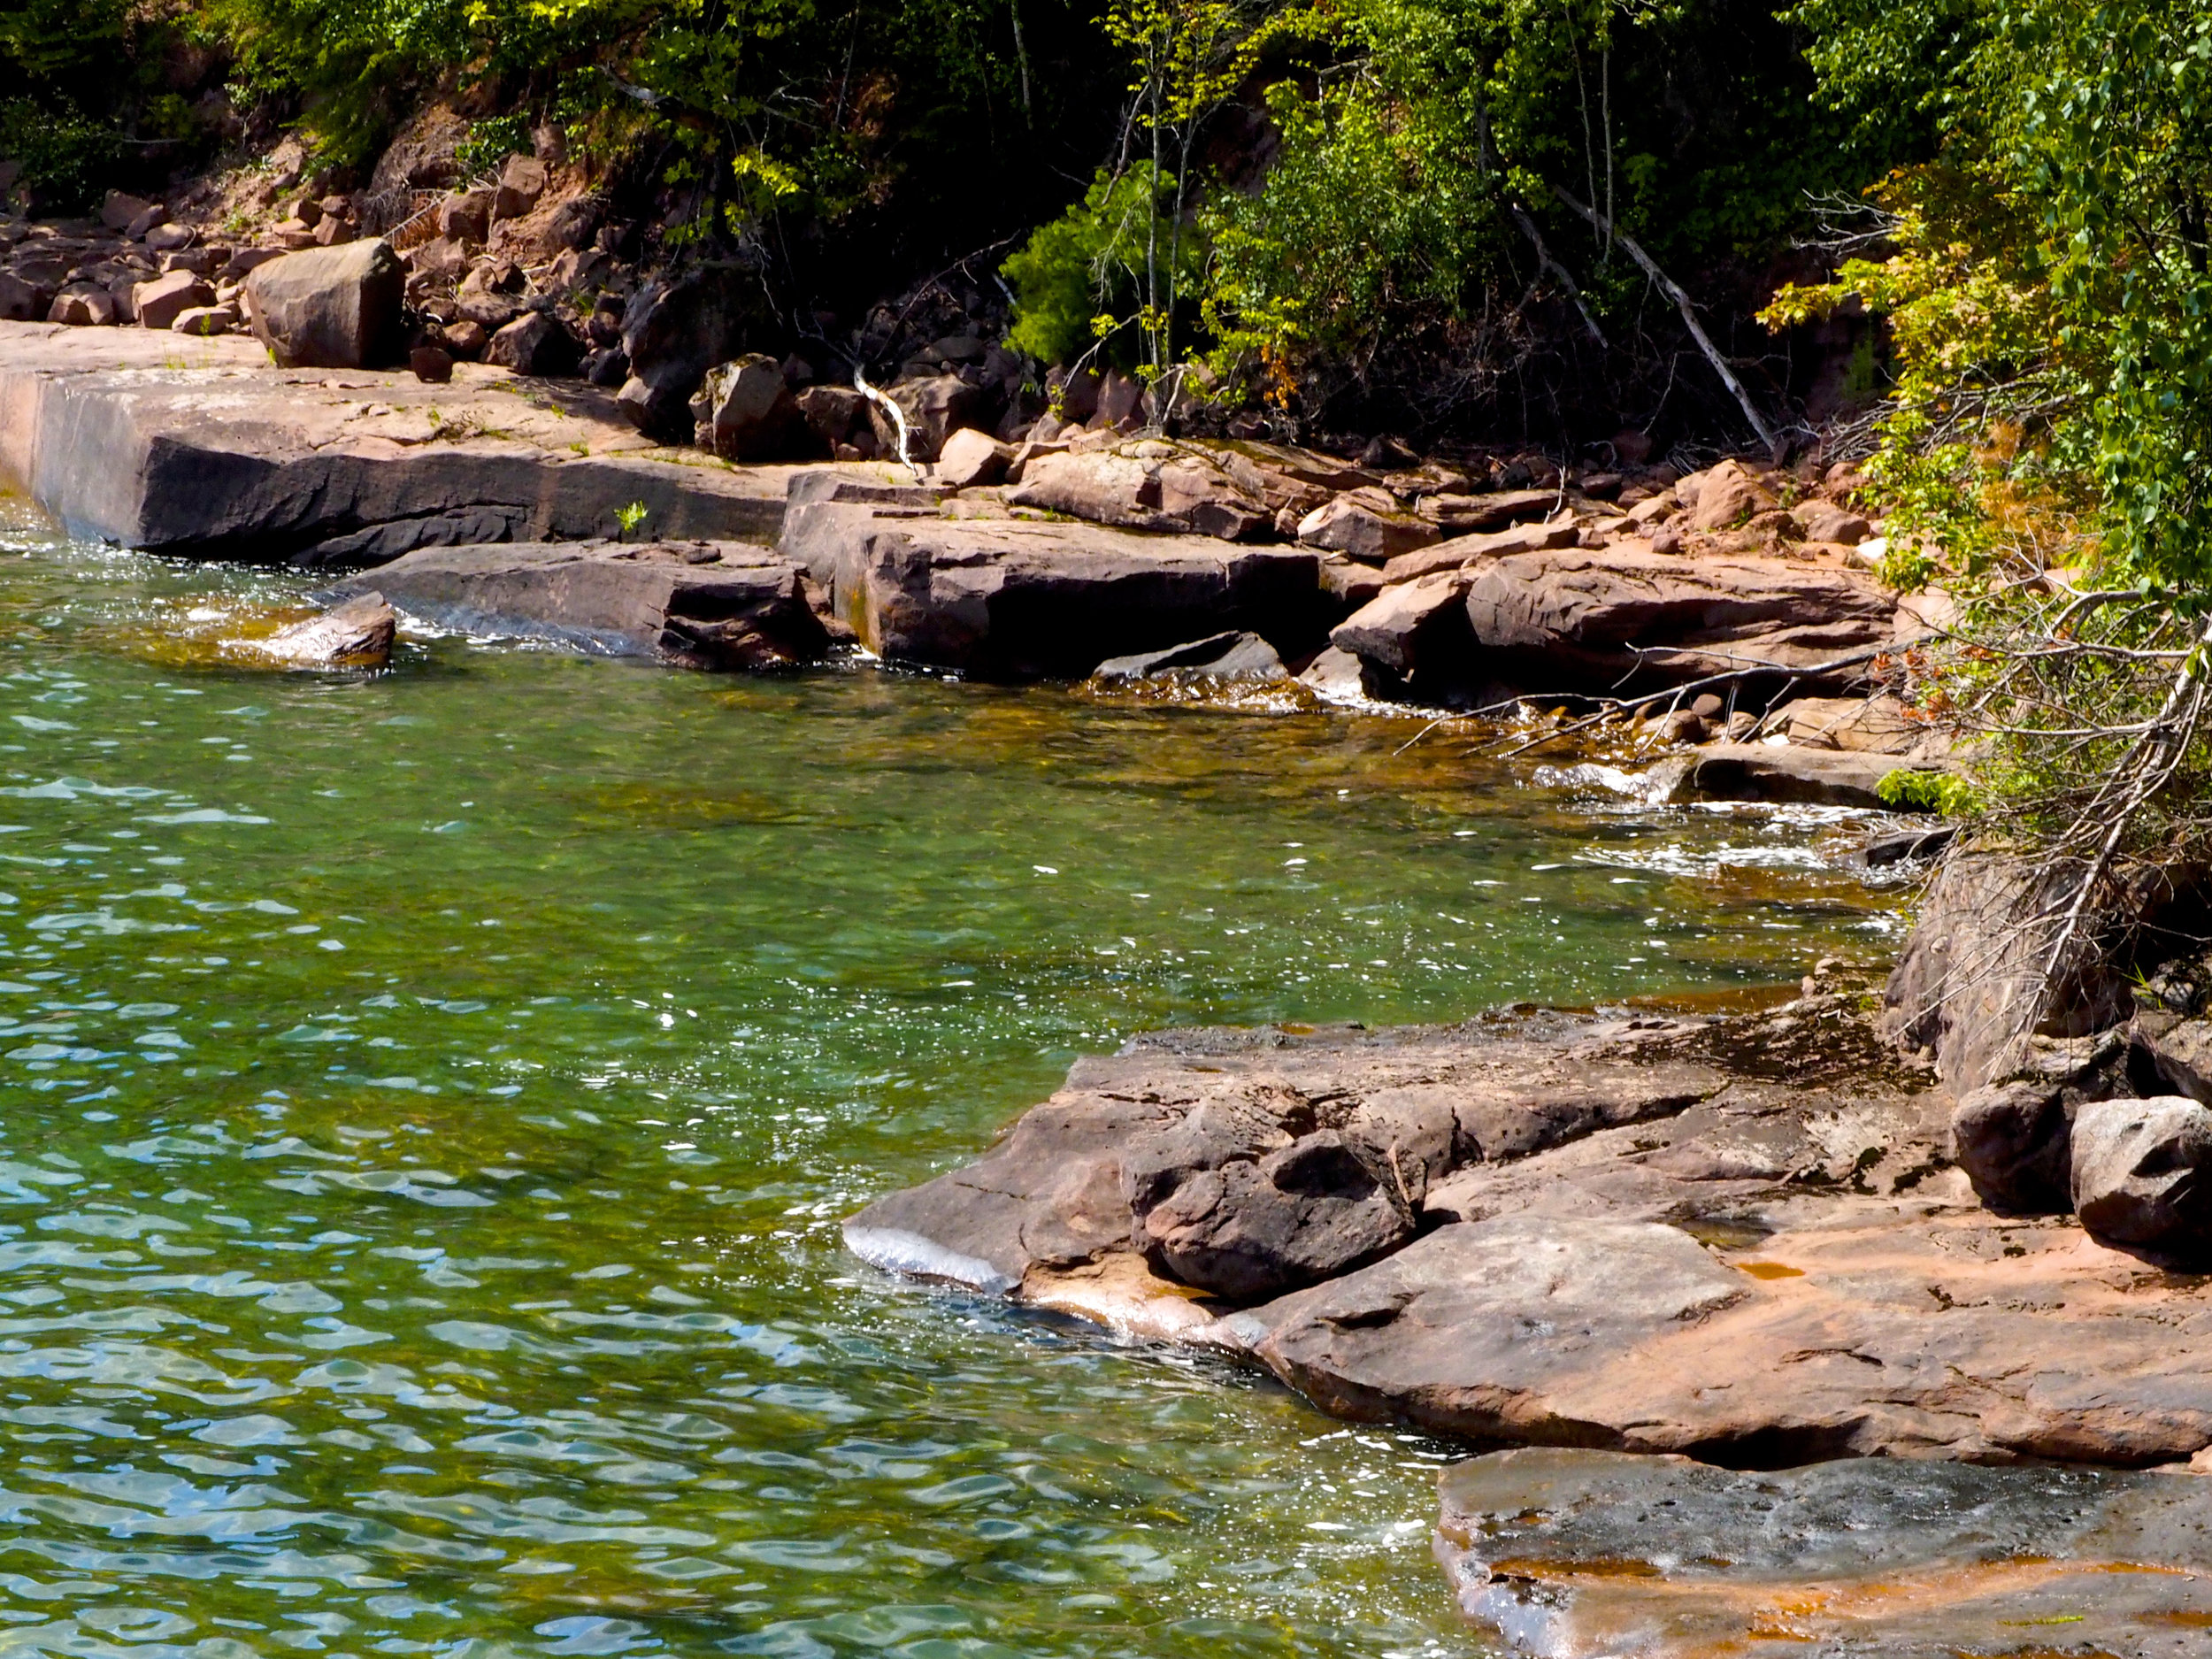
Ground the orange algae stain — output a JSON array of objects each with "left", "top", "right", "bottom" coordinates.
[
  {"left": 1489, "top": 1555, "right": 1664, "bottom": 1580},
  {"left": 1735, "top": 1261, "right": 1806, "bottom": 1279}
]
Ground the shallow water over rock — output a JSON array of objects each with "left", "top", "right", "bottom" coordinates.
[
  {"left": 1437, "top": 1448, "right": 2212, "bottom": 1656},
  {"left": 0, "top": 502, "right": 1911, "bottom": 1658}
]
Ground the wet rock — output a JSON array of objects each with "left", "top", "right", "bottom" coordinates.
[
  {"left": 483, "top": 311, "right": 580, "bottom": 378},
  {"left": 1005, "top": 441, "right": 1273, "bottom": 541},
  {"left": 1295, "top": 495, "right": 1438, "bottom": 561},
  {"left": 133, "top": 270, "right": 215, "bottom": 332},
  {"left": 1434, "top": 1448, "right": 2212, "bottom": 1659},
  {"left": 689, "top": 354, "right": 803, "bottom": 461},
  {"left": 2071, "top": 1096, "right": 2212, "bottom": 1263},
  {"left": 1672, "top": 742, "right": 1909, "bottom": 809},
  {"left": 1950, "top": 1079, "right": 2071, "bottom": 1212},
  {"left": 1296, "top": 644, "right": 1385, "bottom": 703},
  {"left": 1861, "top": 826, "right": 1956, "bottom": 867},
  {"left": 330, "top": 541, "right": 828, "bottom": 671},
  {"left": 248, "top": 593, "right": 397, "bottom": 668},
  {"left": 781, "top": 502, "right": 1324, "bottom": 680},
  {"left": 1136, "top": 1130, "right": 1416, "bottom": 1301},
  {"left": 1463, "top": 549, "right": 1899, "bottom": 694},
  {"left": 242, "top": 240, "right": 404, "bottom": 369},
  {"left": 1090, "top": 630, "right": 1286, "bottom": 685},
  {"left": 1328, "top": 570, "right": 1478, "bottom": 695}
]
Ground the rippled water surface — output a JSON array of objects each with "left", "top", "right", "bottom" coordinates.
[{"left": 0, "top": 503, "right": 1903, "bottom": 1659}]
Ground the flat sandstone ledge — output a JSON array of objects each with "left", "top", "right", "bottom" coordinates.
[
  {"left": 845, "top": 995, "right": 2212, "bottom": 1471},
  {"left": 0, "top": 319, "right": 806, "bottom": 561}
]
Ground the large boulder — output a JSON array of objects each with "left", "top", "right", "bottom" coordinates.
[
  {"left": 482, "top": 311, "right": 580, "bottom": 379},
  {"left": 1682, "top": 458, "right": 1779, "bottom": 531},
  {"left": 242, "top": 241, "right": 405, "bottom": 369},
  {"left": 616, "top": 266, "right": 759, "bottom": 442},
  {"left": 1951, "top": 1079, "right": 2072, "bottom": 1212},
  {"left": 1006, "top": 440, "right": 1273, "bottom": 541},
  {"left": 1327, "top": 570, "right": 1479, "bottom": 698},
  {"left": 2071, "top": 1096, "right": 2212, "bottom": 1263},
  {"left": 781, "top": 502, "right": 1325, "bottom": 680},
  {"left": 1295, "top": 493, "right": 1438, "bottom": 561},
  {"left": 1462, "top": 548, "right": 1900, "bottom": 694},
  {"left": 870, "top": 373, "right": 983, "bottom": 463},
  {"left": 933, "top": 427, "right": 1010, "bottom": 488},
  {"left": 689, "top": 355, "right": 804, "bottom": 461}
]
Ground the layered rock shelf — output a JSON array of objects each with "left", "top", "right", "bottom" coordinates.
[
  {"left": 845, "top": 992, "right": 2212, "bottom": 1470},
  {"left": 0, "top": 320, "right": 795, "bottom": 559}
]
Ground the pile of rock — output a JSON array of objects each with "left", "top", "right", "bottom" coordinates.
[
  {"left": 1892, "top": 849, "right": 2212, "bottom": 1266},
  {"left": 0, "top": 191, "right": 284, "bottom": 334},
  {"left": 393, "top": 150, "right": 625, "bottom": 381}
]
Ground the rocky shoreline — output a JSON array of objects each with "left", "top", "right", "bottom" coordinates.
[{"left": 20, "top": 301, "right": 2206, "bottom": 1652}]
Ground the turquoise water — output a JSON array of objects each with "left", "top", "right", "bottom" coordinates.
[{"left": 0, "top": 506, "right": 1900, "bottom": 1659}]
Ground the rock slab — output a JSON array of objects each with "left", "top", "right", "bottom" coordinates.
[
  {"left": 330, "top": 541, "right": 829, "bottom": 670},
  {"left": 781, "top": 501, "right": 1327, "bottom": 680}
]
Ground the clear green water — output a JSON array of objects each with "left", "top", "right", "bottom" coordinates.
[{"left": 0, "top": 506, "right": 1901, "bottom": 1659}]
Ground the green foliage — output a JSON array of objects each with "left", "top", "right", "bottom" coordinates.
[
  {"left": 1877, "top": 769, "right": 1978, "bottom": 816},
  {"left": 1770, "top": 0, "right": 2211, "bottom": 602},
  {"left": 454, "top": 113, "right": 533, "bottom": 180},
  {"left": 1003, "top": 165, "right": 1203, "bottom": 369},
  {"left": 0, "top": 97, "right": 123, "bottom": 207},
  {"left": 1193, "top": 0, "right": 1898, "bottom": 411}
]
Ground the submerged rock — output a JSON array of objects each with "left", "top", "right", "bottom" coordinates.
[
  {"left": 240, "top": 593, "right": 396, "bottom": 668},
  {"left": 1089, "top": 631, "right": 1286, "bottom": 685},
  {"left": 1435, "top": 1448, "right": 2212, "bottom": 1658}
]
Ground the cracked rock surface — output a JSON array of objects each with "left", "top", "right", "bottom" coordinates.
[{"left": 847, "top": 993, "right": 2212, "bottom": 1467}]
